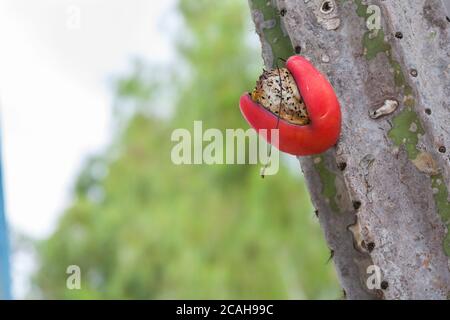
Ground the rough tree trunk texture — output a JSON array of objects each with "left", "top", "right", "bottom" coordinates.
[{"left": 248, "top": 0, "right": 450, "bottom": 299}]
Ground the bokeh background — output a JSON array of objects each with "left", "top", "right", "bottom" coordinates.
[{"left": 0, "top": 0, "right": 340, "bottom": 299}]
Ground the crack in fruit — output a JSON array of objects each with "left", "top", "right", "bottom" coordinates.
[
  {"left": 251, "top": 68, "right": 310, "bottom": 125},
  {"left": 239, "top": 55, "right": 341, "bottom": 156}
]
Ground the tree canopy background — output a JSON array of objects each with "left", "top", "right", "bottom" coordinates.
[{"left": 32, "top": 0, "right": 340, "bottom": 299}]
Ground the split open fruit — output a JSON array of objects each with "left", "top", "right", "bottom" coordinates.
[{"left": 239, "top": 55, "right": 341, "bottom": 156}]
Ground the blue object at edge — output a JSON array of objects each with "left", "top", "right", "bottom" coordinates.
[{"left": 0, "top": 128, "right": 11, "bottom": 299}]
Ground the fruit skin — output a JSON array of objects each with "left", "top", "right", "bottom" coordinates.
[{"left": 239, "top": 55, "right": 341, "bottom": 156}]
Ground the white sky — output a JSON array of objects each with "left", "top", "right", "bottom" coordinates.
[{"left": 0, "top": 0, "right": 176, "bottom": 298}]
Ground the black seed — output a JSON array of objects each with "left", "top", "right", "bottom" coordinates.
[
  {"left": 425, "top": 108, "right": 432, "bottom": 115},
  {"left": 410, "top": 69, "right": 418, "bottom": 77},
  {"left": 280, "top": 8, "right": 287, "bottom": 16},
  {"left": 380, "top": 281, "right": 389, "bottom": 290},
  {"left": 439, "top": 146, "right": 446, "bottom": 153},
  {"left": 294, "top": 45, "right": 302, "bottom": 54},
  {"left": 367, "top": 242, "right": 375, "bottom": 252},
  {"left": 353, "top": 201, "right": 361, "bottom": 210},
  {"left": 337, "top": 162, "right": 347, "bottom": 171},
  {"left": 447, "top": 16, "right": 450, "bottom": 23}
]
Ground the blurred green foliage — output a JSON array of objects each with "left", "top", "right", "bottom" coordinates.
[{"left": 32, "top": 0, "right": 340, "bottom": 299}]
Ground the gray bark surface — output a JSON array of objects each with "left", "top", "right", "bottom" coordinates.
[{"left": 248, "top": 0, "right": 450, "bottom": 299}]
